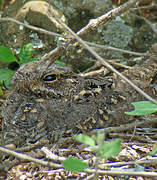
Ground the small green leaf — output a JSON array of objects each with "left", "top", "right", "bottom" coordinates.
[
  {"left": 3, "top": 78, "right": 12, "bottom": 89},
  {"left": 0, "top": 87, "right": 4, "bottom": 96},
  {"left": 75, "top": 134, "right": 95, "bottom": 147},
  {"left": 150, "top": 145, "right": 157, "bottom": 156},
  {"left": 19, "top": 43, "right": 37, "bottom": 64},
  {"left": 95, "top": 139, "right": 121, "bottom": 159},
  {"left": 0, "top": 68, "right": 15, "bottom": 81},
  {"left": 0, "top": 68, "right": 16, "bottom": 88},
  {"left": 63, "top": 157, "right": 88, "bottom": 172},
  {"left": 96, "top": 133, "right": 105, "bottom": 146},
  {"left": 125, "top": 101, "right": 157, "bottom": 116},
  {"left": 0, "top": 46, "right": 17, "bottom": 63},
  {"left": 55, "top": 60, "right": 66, "bottom": 67}
]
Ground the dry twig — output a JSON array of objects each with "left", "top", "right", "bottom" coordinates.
[
  {"left": 0, "top": 146, "right": 62, "bottom": 169},
  {"left": 1, "top": 146, "right": 157, "bottom": 177},
  {"left": 55, "top": 19, "right": 157, "bottom": 104},
  {"left": 40, "top": 0, "right": 141, "bottom": 62}
]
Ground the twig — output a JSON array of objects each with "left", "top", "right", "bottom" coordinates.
[
  {"left": 100, "top": 157, "right": 157, "bottom": 169},
  {"left": 80, "top": 67, "right": 108, "bottom": 77},
  {"left": 83, "top": 60, "right": 131, "bottom": 73},
  {"left": 1, "top": 146, "right": 157, "bottom": 177},
  {"left": 93, "top": 117, "right": 157, "bottom": 134},
  {"left": 41, "top": 147, "right": 66, "bottom": 162},
  {"left": 0, "top": 18, "right": 144, "bottom": 57},
  {"left": 0, "top": 17, "right": 63, "bottom": 38},
  {"left": 108, "top": 132, "right": 152, "bottom": 143},
  {"left": 85, "top": 168, "right": 157, "bottom": 177},
  {"left": 86, "top": 174, "right": 95, "bottom": 180},
  {"left": 0, "top": 146, "right": 62, "bottom": 168},
  {"left": 132, "top": 4, "right": 157, "bottom": 10},
  {"left": 0, "top": 0, "right": 142, "bottom": 65},
  {"left": 39, "top": 0, "right": 141, "bottom": 63},
  {"left": 56, "top": 19, "right": 157, "bottom": 104},
  {"left": 108, "top": 60, "right": 132, "bottom": 69},
  {"left": 3, "top": 13, "right": 155, "bottom": 104},
  {"left": 16, "top": 140, "right": 49, "bottom": 152},
  {"left": 86, "top": 41, "right": 146, "bottom": 56},
  {"left": 77, "top": 0, "right": 140, "bottom": 37}
]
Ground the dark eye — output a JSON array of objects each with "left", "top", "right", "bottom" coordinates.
[{"left": 43, "top": 73, "right": 58, "bottom": 83}]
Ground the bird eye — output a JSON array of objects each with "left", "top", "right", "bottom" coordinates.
[{"left": 42, "top": 73, "right": 58, "bottom": 83}]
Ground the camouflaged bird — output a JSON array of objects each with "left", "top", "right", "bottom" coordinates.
[{"left": 1, "top": 44, "right": 157, "bottom": 147}]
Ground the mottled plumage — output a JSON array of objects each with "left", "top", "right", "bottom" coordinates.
[{"left": 1, "top": 44, "right": 157, "bottom": 147}]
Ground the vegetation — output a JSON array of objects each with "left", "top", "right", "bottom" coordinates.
[
  {"left": 0, "top": 0, "right": 157, "bottom": 178},
  {"left": 0, "top": 44, "right": 65, "bottom": 95},
  {"left": 0, "top": 44, "right": 157, "bottom": 174},
  {"left": 125, "top": 101, "right": 157, "bottom": 116},
  {"left": 64, "top": 134, "right": 121, "bottom": 172},
  {"left": 0, "top": 44, "right": 37, "bottom": 95}
]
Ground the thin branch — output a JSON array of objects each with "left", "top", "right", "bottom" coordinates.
[
  {"left": 2, "top": 18, "right": 142, "bottom": 57},
  {"left": 0, "top": 17, "right": 63, "bottom": 38},
  {"left": 34, "top": 168, "right": 157, "bottom": 178},
  {"left": 56, "top": 20, "right": 157, "bottom": 104},
  {"left": 83, "top": 60, "right": 131, "bottom": 74},
  {"left": 108, "top": 61, "right": 132, "bottom": 69},
  {"left": 0, "top": 18, "right": 145, "bottom": 57},
  {"left": 41, "top": 147, "right": 66, "bottom": 162},
  {"left": 93, "top": 117, "right": 157, "bottom": 134},
  {"left": 85, "top": 169, "right": 157, "bottom": 177},
  {"left": 1, "top": 146, "right": 157, "bottom": 177},
  {"left": 132, "top": 4, "right": 157, "bottom": 10},
  {"left": 80, "top": 67, "right": 108, "bottom": 77},
  {"left": 108, "top": 132, "right": 153, "bottom": 143},
  {"left": 16, "top": 140, "right": 49, "bottom": 152},
  {"left": 40, "top": 0, "right": 141, "bottom": 63},
  {"left": 77, "top": 0, "right": 140, "bottom": 36},
  {"left": 100, "top": 157, "right": 157, "bottom": 168},
  {"left": 0, "top": 0, "right": 142, "bottom": 64},
  {"left": 86, "top": 41, "right": 146, "bottom": 56},
  {"left": 0, "top": 146, "right": 62, "bottom": 168}
]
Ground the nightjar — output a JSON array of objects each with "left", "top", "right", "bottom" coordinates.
[{"left": 1, "top": 44, "right": 157, "bottom": 147}]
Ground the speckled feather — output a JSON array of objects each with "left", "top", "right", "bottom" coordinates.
[{"left": 1, "top": 44, "right": 157, "bottom": 147}]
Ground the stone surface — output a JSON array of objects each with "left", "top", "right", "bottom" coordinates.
[{"left": 0, "top": 1, "right": 66, "bottom": 54}]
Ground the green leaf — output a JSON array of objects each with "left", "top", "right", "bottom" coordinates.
[
  {"left": 0, "top": 87, "right": 4, "bottom": 96},
  {"left": 0, "top": 68, "right": 15, "bottom": 81},
  {"left": 0, "top": 46, "right": 17, "bottom": 63},
  {"left": 0, "top": 68, "right": 16, "bottom": 88},
  {"left": 3, "top": 78, "right": 13, "bottom": 89},
  {"left": 19, "top": 43, "right": 38, "bottom": 64},
  {"left": 125, "top": 101, "right": 157, "bottom": 116},
  {"left": 96, "top": 133, "right": 105, "bottom": 146},
  {"left": 94, "top": 139, "right": 121, "bottom": 159},
  {"left": 150, "top": 145, "right": 157, "bottom": 156},
  {"left": 55, "top": 60, "right": 66, "bottom": 67},
  {"left": 63, "top": 157, "right": 88, "bottom": 172},
  {"left": 0, "top": 0, "right": 3, "bottom": 7},
  {"left": 74, "top": 134, "right": 95, "bottom": 147}
]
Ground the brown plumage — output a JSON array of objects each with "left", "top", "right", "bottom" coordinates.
[{"left": 1, "top": 44, "right": 157, "bottom": 147}]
